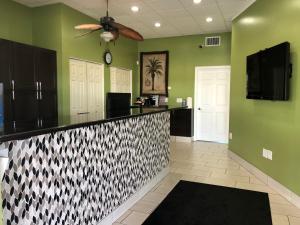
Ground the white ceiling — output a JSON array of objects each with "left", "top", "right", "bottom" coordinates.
[{"left": 14, "top": 0, "right": 256, "bottom": 39}]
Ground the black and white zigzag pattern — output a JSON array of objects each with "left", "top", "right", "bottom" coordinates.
[{"left": 1, "top": 112, "right": 170, "bottom": 225}]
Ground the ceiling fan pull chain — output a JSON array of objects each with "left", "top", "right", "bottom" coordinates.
[{"left": 105, "top": 42, "right": 110, "bottom": 51}]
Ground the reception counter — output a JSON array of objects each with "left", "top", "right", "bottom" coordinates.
[{"left": 0, "top": 106, "right": 183, "bottom": 225}]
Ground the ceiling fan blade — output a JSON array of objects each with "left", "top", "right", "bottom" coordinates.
[
  {"left": 110, "top": 22, "right": 144, "bottom": 41},
  {"left": 75, "top": 29, "right": 99, "bottom": 38},
  {"left": 111, "top": 30, "right": 119, "bottom": 41},
  {"left": 74, "top": 24, "right": 102, "bottom": 30}
]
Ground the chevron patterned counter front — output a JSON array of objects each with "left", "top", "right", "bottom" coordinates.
[{"left": 1, "top": 111, "right": 170, "bottom": 225}]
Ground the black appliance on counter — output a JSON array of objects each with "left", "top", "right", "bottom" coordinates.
[{"left": 106, "top": 93, "right": 131, "bottom": 118}]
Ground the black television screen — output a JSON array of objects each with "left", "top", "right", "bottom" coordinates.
[{"left": 246, "top": 42, "right": 292, "bottom": 100}]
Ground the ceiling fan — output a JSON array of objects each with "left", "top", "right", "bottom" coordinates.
[{"left": 74, "top": 0, "right": 144, "bottom": 42}]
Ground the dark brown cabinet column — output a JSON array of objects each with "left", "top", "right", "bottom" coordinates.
[
  {"left": 12, "top": 42, "right": 39, "bottom": 125},
  {"left": 0, "top": 38, "right": 58, "bottom": 132},
  {"left": 0, "top": 39, "right": 13, "bottom": 128},
  {"left": 35, "top": 48, "right": 58, "bottom": 125}
]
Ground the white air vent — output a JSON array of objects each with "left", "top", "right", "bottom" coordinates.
[{"left": 205, "top": 36, "right": 221, "bottom": 47}]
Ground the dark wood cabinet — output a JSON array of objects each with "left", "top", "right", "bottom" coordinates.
[
  {"left": 12, "top": 43, "right": 36, "bottom": 90},
  {"left": 170, "top": 109, "right": 193, "bottom": 137},
  {"left": 0, "top": 38, "right": 58, "bottom": 132},
  {"left": 0, "top": 40, "right": 13, "bottom": 127},
  {"left": 35, "top": 47, "right": 58, "bottom": 121}
]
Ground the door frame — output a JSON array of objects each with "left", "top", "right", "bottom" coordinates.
[
  {"left": 194, "top": 65, "right": 231, "bottom": 143},
  {"left": 69, "top": 58, "right": 105, "bottom": 116}
]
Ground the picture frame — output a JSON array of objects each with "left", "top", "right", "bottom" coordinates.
[{"left": 140, "top": 51, "right": 169, "bottom": 96}]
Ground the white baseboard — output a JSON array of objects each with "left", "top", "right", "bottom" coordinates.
[
  {"left": 99, "top": 167, "right": 169, "bottom": 225},
  {"left": 171, "top": 136, "right": 193, "bottom": 143},
  {"left": 228, "top": 150, "right": 300, "bottom": 209}
]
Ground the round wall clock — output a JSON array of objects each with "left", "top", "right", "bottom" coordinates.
[{"left": 104, "top": 50, "right": 112, "bottom": 65}]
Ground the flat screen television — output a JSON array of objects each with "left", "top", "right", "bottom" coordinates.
[{"left": 247, "top": 42, "right": 292, "bottom": 100}]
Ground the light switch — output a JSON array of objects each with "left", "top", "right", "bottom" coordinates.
[{"left": 176, "top": 98, "right": 182, "bottom": 103}]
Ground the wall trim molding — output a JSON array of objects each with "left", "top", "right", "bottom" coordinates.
[
  {"left": 99, "top": 167, "right": 169, "bottom": 225},
  {"left": 171, "top": 136, "right": 193, "bottom": 143},
  {"left": 228, "top": 150, "right": 300, "bottom": 209}
]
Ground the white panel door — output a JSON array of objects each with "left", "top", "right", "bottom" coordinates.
[
  {"left": 110, "top": 67, "right": 132, "bottom": 94},
  {"left": 194, "top": 66, "right": 230, "bottom": 143},
  {"left": 70, "top": 59, "right": 87, "bottom": 115},
  {"left": 87, "top": 62, "right": 104, "bottom": 117}
]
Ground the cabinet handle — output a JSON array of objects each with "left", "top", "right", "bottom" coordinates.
[
  {"left": 77, "top": 112, "right": 90, "bottom": 115},
  {"left": 39, "top": 82, "right": 42, "bottom": 100},
  {"left": 36, "top": 91, "right": 39, "bottom": 100},
  {"left": 11, "top": 80, "right": 15, "bottom": 100}
]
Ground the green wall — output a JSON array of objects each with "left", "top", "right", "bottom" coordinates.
[
  {"left": 0, "top": 0, "right": 33, "bottom": 44},
  {"left": 137, "top": 33, "right": 231, "bottom": 105},
  {"left": 230, "top": 0, "right": 300, "bottom": 195},
  {"left": 0, "top": 1, "right": 138, "bottom": 116},
  {"left": 32, "top": 4, "right": 64, "bottom": 114},
  {"left": 60, "top": 4, "right": 138, "bottom": 115}
]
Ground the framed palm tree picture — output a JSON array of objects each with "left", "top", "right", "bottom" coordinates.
[{"left": 140, "top": 51, "right": 169, "bottom": 96}]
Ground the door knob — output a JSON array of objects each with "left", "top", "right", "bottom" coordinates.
[{"left": 198, "top": 108, "right": 201, "bottom": 110}]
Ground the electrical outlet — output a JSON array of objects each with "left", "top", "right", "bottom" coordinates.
[
  {"left": 165, "top": 97, "right": 168, "bottom": 103},
  {"left": 168, "top": 86, "right": 172, "bottom": 90},
  {"left": 176, "top": 98, "right": 182, "bottom": 103},
  {"left": 263, "top": 149, "right": 268, "bottom": 159},
  {"left": 268, "top": 150, "right": 273, "bottom": 160},
  {"left": 263, "top": 148, "right": 272, "bottom": 160},
  {"left": 229, "top": 132, "right": 233, "bottom": 140}
]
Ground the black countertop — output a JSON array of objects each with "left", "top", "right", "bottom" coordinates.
[{"left": 0, "top": 105, "right": 185, "bottom": 143}]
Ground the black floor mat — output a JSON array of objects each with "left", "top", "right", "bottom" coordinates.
[{"left": 142, "top": 180, "right": 273, "bottom": 225}]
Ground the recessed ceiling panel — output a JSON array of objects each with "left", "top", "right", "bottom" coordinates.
[{"left": 13, "top": 0, "right": 256, "bottom": 38}]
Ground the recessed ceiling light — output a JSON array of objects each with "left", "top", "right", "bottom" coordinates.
[
  {"left": 155, "top": 22, "right": 161, "bottom": 28},
  {"left": 193, "top": 0, "right": 202, "bottom": 4},
  {"left": 206, "top": 17, "right": 213, "bottom": 23},
  {"left": 131, "top": 6, "right": 139, "bottom": 12}
]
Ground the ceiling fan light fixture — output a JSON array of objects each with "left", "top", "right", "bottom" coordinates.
[
  {"left": 100, "top": 31, "right": 114, "bottom": 42},
  {"left": 131, "top": 6, "right": 139, "bottom": 12}
]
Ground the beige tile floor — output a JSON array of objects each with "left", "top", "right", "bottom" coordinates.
[{"left": 114, "top": 141, "right": 300, "bottom": 225}]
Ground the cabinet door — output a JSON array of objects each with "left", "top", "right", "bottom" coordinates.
[
  {"left": 87, "top": 62, "right": 104, "bottom": 116},
  {"left": 0, "top": 39, "right": 14, "bottom": 127},
  {"left": 170, "top": 109, "right": 193, "bottom": 137},
  {"left": 12, "top": 43, "right": 39, "bottom": 123},
  {"left": 35, "top": 48, "right": 57, "bottom": 90},
  {"left": 35, "top": 48, "right": 58, "bottom": 121},
  {"left": 0, "top": 39, "right": 12, "bottom": 90},
  {"left": 12, "top": 42, "right": 36, "bottom": 90},
  {"left": 13, "top": 90, "right": 39, "bottom": 123},
  {"left": 70, "top": 59, "right": 87, "bottom": 115}
]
